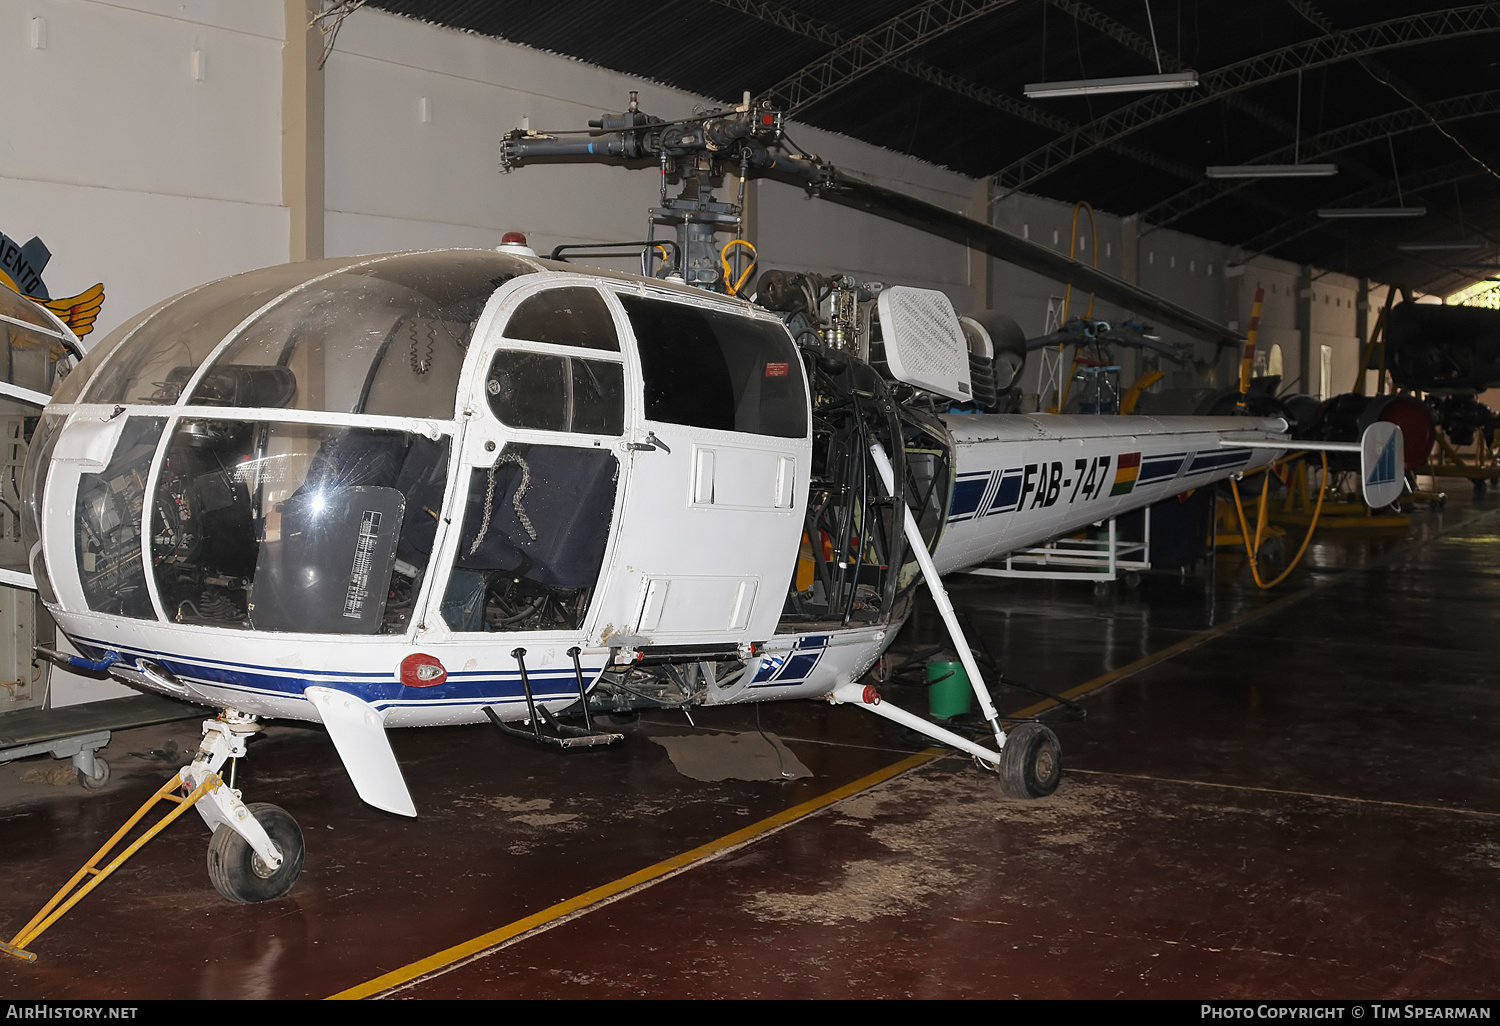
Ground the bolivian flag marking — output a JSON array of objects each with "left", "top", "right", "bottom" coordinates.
[{"left": 1110, "top": 452, "right": 1141, "bottom": 496}]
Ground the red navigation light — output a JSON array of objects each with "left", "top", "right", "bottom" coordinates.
[
  {"left": 400, "top": 653, "right": 448, "bottom": 688},
  {"left": 500, "top": 231, "right": 528, "bottom": 246}
]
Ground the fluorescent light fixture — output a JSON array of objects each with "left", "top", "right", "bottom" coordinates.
[
  {"left": 1024, "top": 70, "right": 1198, "bottom": 98},
  {"left": 1206, "top": 163, "right": 1337, "bottom": 178},
  {"left": 1317, "top": 206, "right": 1426, "bottom": 219},
  {"left": 1397, "top": 240, "right": 1482, "bottom": 252}
]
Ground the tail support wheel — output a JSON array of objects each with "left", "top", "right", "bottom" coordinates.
[
  {"left": 206, "top": 803, "right": 305, "bottom": 903},
  {"left": 998, "top": 723, "right": 1062, "bottom": 799}
]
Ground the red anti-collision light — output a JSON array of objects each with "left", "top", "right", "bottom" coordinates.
[
  {"left": 400, "top": 653, "right": 447, "bottom": 688},
  {"left": 500, "top": 231, "right": 528, "bottom": 246}
]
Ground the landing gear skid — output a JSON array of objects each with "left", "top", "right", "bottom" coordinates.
[{"left": 484, "top": 704, "right": 623, "bottom": 750}]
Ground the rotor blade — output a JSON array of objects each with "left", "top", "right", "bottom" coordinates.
[{"left": 806, "top": 169, "right": 1242, "bottom": 348}]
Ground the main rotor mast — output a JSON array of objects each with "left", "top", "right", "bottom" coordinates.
[{"left": 499, "top": 92, "right": 828, "bottom": 289}]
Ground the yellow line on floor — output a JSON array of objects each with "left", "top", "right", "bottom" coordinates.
[
  {"left": 331, "top": 505, "right": 1500, "bottom": 999},
  {"left": 1005, "top": 580, "right": 1324, "bottom": 721},
  {"left": 327, "top": 749, "right": 938, "bottom": 1000},
  {"left": 1003, "top": 500, "right": 1500, "bottom": 720},
  {"left": 332, "top": 585, "right": 1321, "bottom": 1000}
]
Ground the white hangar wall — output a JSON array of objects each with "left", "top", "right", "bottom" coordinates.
[
  {"left": 0, "top": 0, "right": 289, "bottom": 342},
  {"left": 321, "top": 8, "right": 679, "bottom": 261},
  {"left": 1, "top": 0, "right": 1388, "bottom": 402},
  {"left": 988, "top": 192, "right": 1399, "bottom": 409},
  {"left": 0, "top": 0, "right": 975, "bottom": 340},
  {"left": 990, "top": 193, "right": 1246, "bottom": 406}
]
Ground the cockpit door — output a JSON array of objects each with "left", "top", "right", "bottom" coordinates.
[
  {"left": 433, "top": 278, "right": 628, "bottom": 637},
  {"left": 589, "top": 287, "right": 811, "bottom": 649}
]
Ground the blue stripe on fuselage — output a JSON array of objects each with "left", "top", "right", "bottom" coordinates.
[
  {"left": 1138, "top": 453, "right": 1187, "bottom": 482},
  {"left": 750, "top": 634, "right": 828, "bottom": 686},
  {"left": 1184, "top": 448, "right": 1250, "bottom": 475},
  {"left": 949, "top": 473, "right": 990, "bottom": 522},
  {"left": 72, "top": 636, "right": 591, "bottom": 708}
]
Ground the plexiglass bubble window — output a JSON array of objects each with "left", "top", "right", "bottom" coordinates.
[
  {"left": 44, "top": 250, "right": 557, "bottom": 634},
  {"left": 150, "top": 421, "right": 451, "bottom": 634},
  {"left": 76, "top": 251, "right": 537, "bottom": 419}
]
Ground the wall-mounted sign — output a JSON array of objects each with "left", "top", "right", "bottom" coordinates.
[{"left": 0, "top": 231, "right": 104, "bottom": 338}]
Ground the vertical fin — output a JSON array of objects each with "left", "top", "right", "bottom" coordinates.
[{"left": 1360, "top": 422, "right": 1404, "bottom": 508}]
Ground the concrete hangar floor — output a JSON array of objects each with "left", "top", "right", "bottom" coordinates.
[{"left": 0, "top": 480, "right": 1497, "bottom": 1001}]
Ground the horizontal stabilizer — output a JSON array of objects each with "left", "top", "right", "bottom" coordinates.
[{"left": 305, "top": 687, "right": 416, "bottom": 817}]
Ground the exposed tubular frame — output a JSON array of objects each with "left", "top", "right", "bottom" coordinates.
[{"left": 829, "top": 442, "right": 1007, "bottom": 764}]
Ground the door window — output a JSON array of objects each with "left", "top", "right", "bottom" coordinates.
[
  {"left": 442, "top": 444, "right": 618, "bottom": 632},
  {"left": 485, "top": 351, "right": 624, "bottom": 435},
  {"left": 617, "top": 294, "right": 807, "bottom": 438},
  {"left": 502, "top": 286, "right": 619, "bottom": 351}
]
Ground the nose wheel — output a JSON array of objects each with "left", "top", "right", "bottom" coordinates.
[
  {"left": 185, "top": 711, "right": 308, "bottom": 903},
  {"left": 206, "top": 802, "right": 306, "bottom": 903}
]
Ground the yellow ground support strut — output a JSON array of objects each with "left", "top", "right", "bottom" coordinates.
[
  {"left": 1230, "top": 452, "right": 1327, "bottom": 590},
  {"left": 1, "top": 771, "right": 222, "bottom": 962},
  {"left": 1238, "top": 286, "right": 1265, "bottom": 403},
  {"left": 1424, "top": 428, "right": 1500, "bottom": 480},
  {"left": 1047, "top": 201, "right": 1100, "bottom": 414},
  {"left": 1119, "top": 369, "right": 1165, "bottom": 415}
]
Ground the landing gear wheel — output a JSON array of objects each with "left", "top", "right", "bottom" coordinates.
[
  {"left": 77, "top": 757, "right": 110, "bottom": 790},
  {"left": 206, "top": 803, "right": 305, "bottom": 903},
  {"left": 998, "top": 723, "right": 1062, "bottom": 799}
]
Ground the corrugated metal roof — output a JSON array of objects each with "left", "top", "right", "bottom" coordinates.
[{"left": 367, "top": 1, "right": 1500, "bottom": 294}]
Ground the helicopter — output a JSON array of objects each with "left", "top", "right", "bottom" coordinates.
[{"left": 4, "top": 92, "right": 1403, "bottom": 913}]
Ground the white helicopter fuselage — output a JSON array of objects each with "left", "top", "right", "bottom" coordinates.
[
  {"left": 35, "top": 411, "right": 1282, "bottom": 717},
  {"left": 23, "top": 249, "right": 1285, "bottom": 814}
]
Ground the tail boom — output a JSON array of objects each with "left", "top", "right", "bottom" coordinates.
[{"left": 933, "top": 413, "right": 1287, "bottom": 575}]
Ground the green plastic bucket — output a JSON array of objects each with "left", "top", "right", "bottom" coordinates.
[{"left": 926, "top": 660, "right": 972, "bottom": 719}]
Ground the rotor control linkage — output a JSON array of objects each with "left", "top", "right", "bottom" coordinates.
[{"left": 484, "top": 647, "right": 623, "bottom": 750}]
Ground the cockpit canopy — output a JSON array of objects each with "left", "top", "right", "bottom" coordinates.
[
  {"left": 30, "top": 249, "right": 810, "bottom": 642},
  {"left": 59, "top": 249, "right": 544, "bottom": 418}
]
